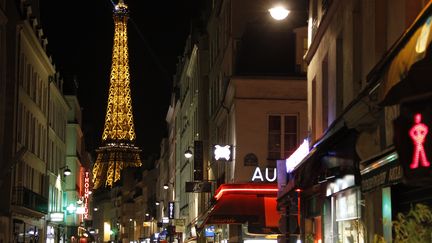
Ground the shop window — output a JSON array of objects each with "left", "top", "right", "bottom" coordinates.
[
  {"left": 267, "top": 115, "right": 298, "bottom": 163},
  {"left": 334, "top": 188, "right": 364, "bottom": 243}
]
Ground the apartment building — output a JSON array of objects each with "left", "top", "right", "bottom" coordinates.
[{"left": 277, "top": 0, "right": 432, "bottom": 242}]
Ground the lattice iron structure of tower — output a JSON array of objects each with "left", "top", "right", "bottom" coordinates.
[{"left": 93, "top": 0, "right": 142, "bottom": 189}]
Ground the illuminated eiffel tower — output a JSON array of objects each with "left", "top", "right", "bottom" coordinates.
[{"left": 92, "top": 0, "right": 142, "bottom": 189}]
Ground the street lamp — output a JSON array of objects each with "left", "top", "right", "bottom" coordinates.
[
  {"left": 60, "top": 166, "right": 72, "bottom": 176},
  {"left": 184, "top": 148, "right": 193, "bottom": 159},
  {"left": 163, "top": 184, "right": 169, "bottom": 190},
  {"left": 155, "top": 201, "right": 160, "bottom": 206},
  {"left": 269, "top": 5, "right": 290, "bottom": 20}
]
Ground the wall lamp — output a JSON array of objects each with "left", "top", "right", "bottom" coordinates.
[
  {"left": 60, "top": 166, "right": 72, "bottom": 176},
  {"left": 155, "top": 201, "right": 160, "bottom": 206},
  {"left": 184, "top": 148, "right": 193, "bottom": 159},
  {"left": 163, "top": 182, "right": 174, "bottom": 190}
]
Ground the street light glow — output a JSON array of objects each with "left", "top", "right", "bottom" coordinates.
[
  {"left": 184, "top": 149, "right": 193, "bottom": 158},
  {"left": 269, "top": 6, "right": 290, "bottom": 21}
]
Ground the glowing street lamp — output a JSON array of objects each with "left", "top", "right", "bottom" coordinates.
[
  {"left": 184, "top": 148, "right": 193, "bottom": 159},
  {"left": 269, "top": 5, "right": 290, "bottom": 20}
]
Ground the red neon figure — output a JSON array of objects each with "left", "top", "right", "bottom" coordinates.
[{"left": 409, "top": 113, "right": 431, "bottom": 169}]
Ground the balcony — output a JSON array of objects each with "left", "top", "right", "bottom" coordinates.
[{"left": 13, "top": 186, "right": 48, "bottom": 214}]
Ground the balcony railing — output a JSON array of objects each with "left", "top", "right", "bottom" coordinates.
[{"left": 13, "top": 186, "right": 48, "bottom": 214}]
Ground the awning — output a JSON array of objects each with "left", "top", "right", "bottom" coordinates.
[
  {"left": 278, "top": 125, "right": 358, "bottom": 201},
  {"left": 199, "top": 183, "right": 280, "bottom": 234},
  {"left": 376, "top": 2, "right": 432, "bottom": 105}
]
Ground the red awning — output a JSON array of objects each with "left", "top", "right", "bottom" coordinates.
[{"left": 200, "top": 183, "right": 280, "bottom": 233}]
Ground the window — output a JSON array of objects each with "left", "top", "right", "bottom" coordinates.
[
  {"left": 322, "top": 55, "right": 329, "bottom": 129},
  {"left": 267, "top": 115, "right": 298, "bottom": 162}
]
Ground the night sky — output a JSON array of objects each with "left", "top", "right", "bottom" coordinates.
[{"left": 40, "top": 1, "right": 201, "bottom": 159}]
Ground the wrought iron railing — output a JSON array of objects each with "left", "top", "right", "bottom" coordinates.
[{"left": 13, "top": 186, "right": 48, "bottom": 214}]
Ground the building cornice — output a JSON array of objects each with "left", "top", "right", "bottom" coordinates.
[{"left": 20, "top": 20, "right": 55, "bottom": 74}]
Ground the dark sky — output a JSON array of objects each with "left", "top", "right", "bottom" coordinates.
[{"left": 40, "top": 1, "right": 201, "bottom": 158}]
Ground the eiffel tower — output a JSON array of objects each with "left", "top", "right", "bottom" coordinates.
[{"left": 92, "top": 0, "right": 142, "bottom": 189}]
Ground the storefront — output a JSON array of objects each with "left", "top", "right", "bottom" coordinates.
[
  {"left": 277, "top": 125, "right": 359, "bottom": 243},
  {"left": 198, "top": 183, "right": 280, "bottom": 243},
  {"left": 361, "top": 2, "right": 432, "bottom": 242}
]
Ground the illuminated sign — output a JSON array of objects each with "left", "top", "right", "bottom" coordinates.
[
  {"left": 168, "top": 201, "right": 175, "bottom": 219},
  {"left": 162, "top": 217, "right": 169, "bottom": 224},
  {"left": 394, "top": 101, "right": 432, "bottom": 186},
  {"left": 83, "top": 171, "right": 90, "bottom": 219},
  {"left": 205, "top": 226, "right": 215, "bottom": 237},
  {"left": 66, "top": 203, "right": 77, "bottom": 214},
  {"left": 409, "top": 113, "right": 430, "bottom": 169},
  {"left": 50, "top": 212, "right": 64, "bottom": 222},
  {"left": 251, "top": 167, "right": 277, "bottom": 182},
  {"left": 76, "top": 206, "right": 85, "bottom": 214},
  {"left": 286, "top": 139, "right": 309, "bottom": 173},
  {"left": 213, "top": 145, "right": 233, "bottom": 161},
  {"left": 214, "top": 187, "right": 278, "bottom": 200}
]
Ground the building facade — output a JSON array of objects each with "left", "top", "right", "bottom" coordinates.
[
  {"left": 0, "top": 1, "right": 70, "bottom": 241},
  {"left": 173, "top": 29, "right": 210, "bottom": 243},
  {"left": 65, "top": 94, "right": 93, "bottom": 241},
  {"left": 277, "top": 0, "right": 432, "bottom": 243},
  {"left": 0, "top": 1, "right": 93, "bottom": 242}
]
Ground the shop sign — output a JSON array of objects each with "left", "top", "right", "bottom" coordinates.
[
  {"left": 251, "top": 167, "right": 277, "bottom": 182},
  {"left": 205, "top": 226, "right": 215, "bottom": 237},
  {"left": 174, "top": 219, "right": 185, "bottom": 232},
  {"left": 185, "top": 181, "right": 212, "bottom": 193},
  {"left": 83, "top": 171, "right": 90, "bottom": 219},
  {"left": 50, "top": 212, "right": 64, "bottom": 222},
  {"left": 208, "top": 215, "right": 257, "bottom": 224},
  {"left": 213, "top": 144, "right": 233, "bottom": 161},
  {"left": 173, "top": 219, "right": 185, "bottom": 227},
  {"left": 168, "top": 201, "right": 175, "bottom": 219},
  {"left": 361, "top": 159, "right": 403, "bottom": 192}
]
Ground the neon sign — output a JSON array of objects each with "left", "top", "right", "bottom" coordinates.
[
  {"left": 286, "top": 139, "right": 310, "bottom": 173},
  {"left": 83, "top": 171, "right": 90, "bottom": 219},
  {"left": 409, "top": 114, "right": 431, "bottom": 169},
  {"left": 251, "top": 167, "right": 277, "bottom": 182},
  {"left": 168, "top": 201, "right": 175, "bottom": 219}
]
